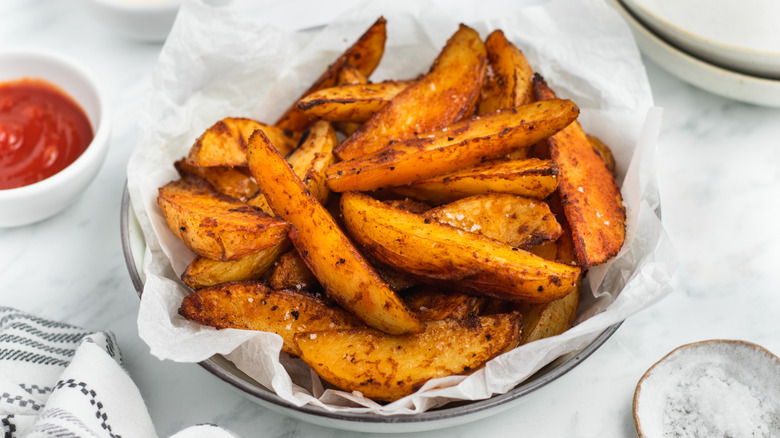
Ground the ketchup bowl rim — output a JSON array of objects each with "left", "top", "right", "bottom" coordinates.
[{"left": 0, "top": 48, "right": 111, "bottom": 224}]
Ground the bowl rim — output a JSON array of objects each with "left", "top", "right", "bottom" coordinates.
[
  {"left": 120, "top": 183, "right": 622, "bottom": 424},
  {"left": 0, "top": 48, "right": 111, "bottom": 200},
  {"left": 632, "top": 339, "right": 780, "bottom": 437}
]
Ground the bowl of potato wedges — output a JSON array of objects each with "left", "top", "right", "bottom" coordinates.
[{"left": 123, "top": 0, "right": 669, "bottom": 431}]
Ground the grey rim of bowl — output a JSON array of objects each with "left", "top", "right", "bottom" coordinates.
[{"left": 120, "top": 182, "right": 622, "bottom": 423}]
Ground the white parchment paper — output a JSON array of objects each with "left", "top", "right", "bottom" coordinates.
[{"left": 127, "top": 0, "right": 677, "bottom": 414}]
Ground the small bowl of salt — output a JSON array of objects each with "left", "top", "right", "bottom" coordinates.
[{"left": 633, "top": 340, "right": 780, "bottom": 437}]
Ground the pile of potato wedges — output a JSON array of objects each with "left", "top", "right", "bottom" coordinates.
[{"left": 158, "top": 17, "right": 626, "bottom": 403}]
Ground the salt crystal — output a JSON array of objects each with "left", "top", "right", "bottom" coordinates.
[
  {"left": 309, "top": 333, "right": 317, "bottom": 340},
  {"left": 578, "top": 186, "right": 584, "bottom": 193},
  {"left": 470, "top": 224, "right": 482, "bottom": 232},
  {"left": 455, "top": 213, "right": 465, "bottom": 221},
  {"left": 248, "top": 298, "right": 254, "bottom": 303}
]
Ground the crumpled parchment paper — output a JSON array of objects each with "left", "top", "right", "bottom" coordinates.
[{"left": 127, "top": 0, "right": 676, "bottom": 414}]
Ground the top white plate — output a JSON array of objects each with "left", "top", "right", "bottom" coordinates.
[
  {"left": 608, "top": 0, "right": 780, "bottom": 107},
  {"left": 622, "top": 0, "right": 780, "bottom": 79}
]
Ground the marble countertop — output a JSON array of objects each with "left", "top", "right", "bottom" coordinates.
[{"left": 3, "top": 1, "right": 780, "bottom": 436}]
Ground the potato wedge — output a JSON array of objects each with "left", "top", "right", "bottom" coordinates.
[
  {"left": 333, "top": 64, "right": 369, "bottom": 136},
  {"left": 157, "top": 180, "right": 290, "bottom": 261},
  {"left": 340, "top": 192, "right": 580, "bottom": 303},
  {"left": 477, "top": 30, "right": 535, "bottom": 115},
  {"left": 518, "top": 282, "right": 579, "bottom": 344},
  {"left": 285, "top": 120, "right": 337, "bottom": 204},
  {"left": 334, "top": 24, "right": 487, "bottom": 161},
  {"left": 587, "top": 134, "right": 617, "bottom": 175},
  {"left": 382, "top": 198, "right": 431, "bottom": 215},
  {"left": 297, "top": 80, "right": 414, "bottom": 123},
  {"left": 181, "top": 240, "right": 290, "bottom": 290},
  {"left": 533, "top": 75, "right": 626, "bottom": 268},
  {"left": 404, "top": 286, "right": 486, "bottom": 322},
  {"left": 423, "top": 193, "right": 563, "bottom": 248},
  {"left": 275, "top": 17, "right": 387, "bottom": 132},
  {"left": 326, "top": 99, "right": 579, "bottom": 192},
  {"left": 246, "top": 129, "right": 422, "bottom": 334},
  {"left": 178, "top": 281, "right": 364, "bottom": 356},
  {"left": 294, "top": 313, "right": 521, "bottom": 401},
  {"left": 268, "top": 250, "right": 321, "bottom": 292},
  {"left": 175, "top": 159, "right": 258, "bottom": 202},
  {"left": 390, "top": 158, "right": 559, "bottom": 205},
  {"left": 186, "top": 117, "right": 299, "bottom": 167}
]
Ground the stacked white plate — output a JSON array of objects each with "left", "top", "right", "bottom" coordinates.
[{"left": 608, "top": 0, "right": 780, "bottom": 107}]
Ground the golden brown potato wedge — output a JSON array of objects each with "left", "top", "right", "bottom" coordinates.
[
  {"left": 518, "top": 283, "right": 579, "bottom": 344},
  {"left": 285, "top": 120, "right": 337, "bottom": 205},
  {"left": 178, "top": 281, "right": 364, "bottom": 356},
  {"left": 246, "top": 129, "right": 423, "bottom": 334},
  {"left": 297, "top": 80, "right": 414, "bottom": 123},
  {"left": 382, "top": 198, "right": 431, "bottom": 215},
  {"left": 478, "top": 30, "right": 535, "bottom": 115},
  {"left": 175, "top": 159, "right": 258, "bottom": 202},
  {"left": 275, "top": 17, "right": 387, "bottom": 132},
  {"left": 527, "top": 240, "right": 559, "bottom": 260},
  {"left": 157, "top": 180, "right": 290, "bottom": 261},
  {"left": 404, "top": 286, "right": 486, "bottom": 322},
  {"left": 340, "top": 192, "right": 580, "bottom": 303},
  {"left": 268, "top": 250, "right": 321, "bottom": 292},
  {"left": 294, "top": 313, "right": 521, "bottom": 401},
  {"left": 390, "top": 158, "right": 559, "bottom": 205},
  {"left": 533, "top": 75, "right": 626, "bottom": 268},
  {"left": 423, "top": 193, "right": 563, "bottom": 248},
  {"left": 326, "top": 99, "right": 579, "bottom": 192},
  {"left": 334, "top": 24, "right": 487, "bottom": 161},
  {"left": 186, "top": 117, "right": 299, "bottom": 167},
  {"left": 587, "top": 134, "right": 617, "bottom": 175},
  {"left": 182, "top": 240, "right": 290, "bottom": 290},
  {"left": 333, "top": 64, "right": 369, "bottom": 136}
]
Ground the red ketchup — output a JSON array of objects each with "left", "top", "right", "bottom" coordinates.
[{"left": 0, "top": 79, "right": 94, "bottom": 190}]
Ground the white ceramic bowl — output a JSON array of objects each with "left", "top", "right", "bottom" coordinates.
[
  {"left": 0, "top": 49, "right": 111, "bottom": 228},
  {"left": 634, "top": 340, "right": 780, "bottom": 437},
  {"left": 607, "top": 0, "right": 780, "bottom": 107},
  {"left": 621, "top": 0, "right": 780, "bottom": 79},
  {"left": 81, "top": 0, "right": 182, "bottom": 43}
]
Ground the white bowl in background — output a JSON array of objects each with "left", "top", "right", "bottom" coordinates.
[
  {"left": 81, "top": 0, "right": 182, "bottom": 43},
  {"left": 621, "top": 0, "right": 780, "bottom": 79},
  {"left": 608, "top": 0, "right": 780, "bottom": 107},
  {"left": 0, "top": 49, "right": 111, "bottom": 228}
]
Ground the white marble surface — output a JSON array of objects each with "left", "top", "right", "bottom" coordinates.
[{"left": 2, "top": 0, "right": 780, "bottom": 437}]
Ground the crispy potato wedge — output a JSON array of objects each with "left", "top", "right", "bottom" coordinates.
[
  {"left": 340, "top": 192, "right": 580, "bottom": 303},
  {"left": 477, "top": 30, "right": 535, "bottom": 115},
  {"left": 297, "top": 80, "right": 414, "bottom": 123},
  {"left": 175, "top": 159, "right": 258, "bottom": 202},
  {"left": 268, "top": 250, "right": 321, "bottom": 292},
  {"left": 246, "top": 130, "right": 423, "bottom": 334},
  {"left": 334, "top": 24, "right": 487, "bottom": 161},
  {"left": 275, "top": 17, "right": 387, "bottom": 132},
  {"left": 294, "top": 313, "right": 521, "bottom": 401},
  {"left": 382, "top": 198, "right": 431, "bottom": 215},
  {"left": 326, "top": 99, "right": 579, "bottom": 192},
  {"left": 178, "top": 281, "right": 363, "bottom": 356},
  {"left": 186, "top": 117, "right": 299, "bottom": 167},
  {"left": 286, "top": 120, "right": 337, "bottom": 204},
  {"left": 423, "top": 193, "right": 563, "bottom": 248},
  {"left": 404, "top": 286, "right": 486, "bottom": 322},
  {"left": 333, "top": 64, "right": 369, "bottom": 136},
  {"left": 518, "top": 282, "right": 579, "bottom": 344},
  {"left": 390, "top": 158, "right": 559, "bottom": 205},
  {"left": 157, "top": 180, "right": 290, "bottom": 261},
  {"left": 181, "top": 240, "right": 290, "bottom": 290},
  {"left": 587, "top": 134, "right": 617, "bottom": 175},
  {"left": 533, "top": 75, "right": 626, "bottom": 268}
]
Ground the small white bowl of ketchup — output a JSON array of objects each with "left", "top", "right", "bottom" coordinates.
[{"left": 0, "top": 49, "right": 110, "bottom": 227}]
